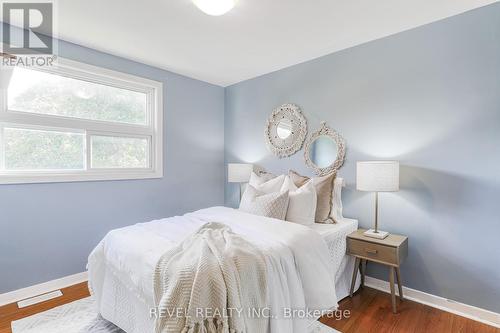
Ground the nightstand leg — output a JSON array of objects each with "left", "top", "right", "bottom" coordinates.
[
  {"left": 389, "top": 267, "right": 397, "bottom": 313},
  {"left": 350, "top": 257, "right": 360, "bottom": 297},
  {"left": 360, "top": 259, "right": 366, "bottom": 287},
  {"left": 396, "top": 267, "right": 403, "bottom": 300}
]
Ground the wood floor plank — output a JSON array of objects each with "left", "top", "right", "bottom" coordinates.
[{"left": 0, "top": 283, "right": 497, "bottom": 333}]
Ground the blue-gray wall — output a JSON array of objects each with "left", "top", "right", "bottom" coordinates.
[
  {"left": 225, "top": 4, "right": 500, "bottom": 312},
  {"left": 0, "top": 31, "right": 225, "bottom": 293}
]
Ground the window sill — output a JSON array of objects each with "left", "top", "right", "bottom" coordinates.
[{"left": 0, "top": 170, "right": 163, "bottom": 185}]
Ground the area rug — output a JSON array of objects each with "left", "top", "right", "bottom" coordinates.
[{"left": 11, "top": 297, "right": 340, "bottom": 333}]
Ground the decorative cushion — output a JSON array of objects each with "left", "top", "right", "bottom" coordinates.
[
  {"left": 280, "top": 176, "right": 317, "bottom": 225},
  {"left": 331, "top": 177, "right": 345, "bottom": 223},
  {"left": 249, "top": 172, "right": 285, "bottom": 193},
  {"left": 239, "top": 185, "right": 289, "bottom": 220},
  {"left": 289, "top": 170, "right": 336, "bottom": 223},
  {"left": 257, "top": 170, "right": 276, "bottom": 182}
]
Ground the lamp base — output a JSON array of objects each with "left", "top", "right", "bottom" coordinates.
[{"left": 364, "top": 229, "right": 389, "bottom": 239}]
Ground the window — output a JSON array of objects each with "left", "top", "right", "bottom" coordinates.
[{"left": 0, "top": 58, "right": 163, "bottom": 184}]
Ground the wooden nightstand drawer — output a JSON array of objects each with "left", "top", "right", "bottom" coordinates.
[{"left": 347, "top": 238, "right": 398, "bottom": 265}]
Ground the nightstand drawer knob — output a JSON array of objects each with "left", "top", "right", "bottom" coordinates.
[{"left": 365, "top": 248, "right": 378, "bottom": 255}]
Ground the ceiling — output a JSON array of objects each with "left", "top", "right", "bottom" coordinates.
[{"left": 15, "top": 0, "right": 500, "bottom": 86}]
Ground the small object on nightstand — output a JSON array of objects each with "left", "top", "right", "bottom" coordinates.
[{"left": 347, "top": 229, "right": 408, "bottom": 314}]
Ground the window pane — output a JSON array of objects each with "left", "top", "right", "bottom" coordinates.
[
  {"left": 7, "top": 68, "right": 147, "bottom": 125},
  {"left": 3, "top": 128, "right": 84, "bottom": 170},
  {"left": 91, "top": 136, "right": 149, "bottom": 169}
]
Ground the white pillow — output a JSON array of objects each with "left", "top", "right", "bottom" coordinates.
[
  {"left": 280, "top": 176, "right": 317, "bottom": 225},
  {"left": 239, "top": 185, "right": 289, "bottom": 220},
  {"left": 331, "top": 177, "right": 345, "bottom": 222},
  {"left": 249, "top": 172, "right": 285, "bottom": 193}
]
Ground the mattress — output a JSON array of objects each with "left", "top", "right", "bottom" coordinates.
[
  {"left": 88, "top": 208, "right": 360, "bottom": 333},
  {"left": 309, "top": 218, "right": 360, "bottom": 301}
]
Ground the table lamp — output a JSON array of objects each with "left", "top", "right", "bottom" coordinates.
[
  {"left": 227, "top": 163, "right": 253, "bottom": 201},
  {"left": 356, "top": 161, "right": 399, "bottom": 239}
]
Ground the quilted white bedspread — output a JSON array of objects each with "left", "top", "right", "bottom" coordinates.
[{"left": 88, "top": 206, "right": 341, "bottom": 333}]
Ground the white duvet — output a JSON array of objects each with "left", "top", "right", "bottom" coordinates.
[{"left": 88, "top": 206, "right": 339, "bottom": 333}]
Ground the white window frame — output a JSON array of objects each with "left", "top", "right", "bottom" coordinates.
[{"left": 0, "top": 57, "right": 163, "bottom": 184}]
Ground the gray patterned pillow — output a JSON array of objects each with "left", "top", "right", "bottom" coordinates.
[{"left": 239, "top": 185, "right": 289, "bottom": 220}]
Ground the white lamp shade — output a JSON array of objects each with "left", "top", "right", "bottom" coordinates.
[
  {"left": 356, "top": 161, "right": 399, "bottom": 192},
  {"left": 193, "top": 0, "right": 236, "bottom": 16},
  {"left": 227, "top": 163, "right": 253, "bottom": 183}
]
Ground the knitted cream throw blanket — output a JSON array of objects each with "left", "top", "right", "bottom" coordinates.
[{"left": 153, "top": 222, "right": 268, "bottom": 333}]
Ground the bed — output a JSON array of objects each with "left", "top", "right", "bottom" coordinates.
[
  {"left": 88, "top": 177, "right": 360, "bottom": 333},
  {"left": 88, "top": 211, "right": 359, "bottom": 333}
]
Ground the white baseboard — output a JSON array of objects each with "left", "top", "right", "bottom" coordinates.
[
  {"left": 0, "top": 271, "right": 88, "bottom": 306},
  {"left": 365, "top": 276, "right": 500, "bottom": 328}
]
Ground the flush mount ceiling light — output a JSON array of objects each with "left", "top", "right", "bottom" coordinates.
[{"left": 192, "top": 0, "right": 237, "bottom": 16}]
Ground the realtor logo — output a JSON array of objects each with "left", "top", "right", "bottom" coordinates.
[{"left": 2, "top": 2, "right": 54, "bottom": 54}]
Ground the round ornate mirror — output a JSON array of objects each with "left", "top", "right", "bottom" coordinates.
[
  {"left": 265, "top": 103, "right": 307, "bottom": 158},
  {"left": 304, "top": 122, "right": 346, "bottom": 175}
]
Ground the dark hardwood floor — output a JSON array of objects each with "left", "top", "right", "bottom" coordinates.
[
  {"left": 0, "top": 283, "right": 497, "bottom": 333},
  {"left": 322, "top": 287, "right": 499, "bottom": 333}
]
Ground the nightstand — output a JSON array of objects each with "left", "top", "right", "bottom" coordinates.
[{"left": 347, "top": 229, "right": 408, "bottom": 313}]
